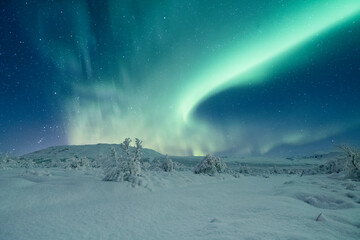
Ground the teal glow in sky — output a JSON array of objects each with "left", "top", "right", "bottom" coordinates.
[
  {"left": 2, "top": 0, "right": 360, "bottom": 156},
  {"left": 46, "top": 0, "right": 360, "bottom": 155}
]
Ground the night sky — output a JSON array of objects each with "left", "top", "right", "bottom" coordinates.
[{"left": 1, "top": 0, "right": 360, "bottom": 156}]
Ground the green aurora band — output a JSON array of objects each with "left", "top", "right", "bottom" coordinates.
[
  {"left": 180, "top": 2, "right": 360, "bottom": 123},
  {"left": 25, "top": 0, "right": 360, "bottom": 155}
]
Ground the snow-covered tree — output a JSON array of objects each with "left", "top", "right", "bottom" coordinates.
[
  {"left": 320, "top": 145, "right": 360, "bottom": 179},
  {"left": 337, "top": 145, "right": 360, "bottom": 179},
  {"left": 120, "top": 138, "right": 141, "bottom": 179},
  {"left": 0, "top": 152, "right": 9, "bottom": 169},
  {"left": 162, "top": 154, "right": 174, "bottom": 172},
  {"left": 0, "top": 152, "right": 19, "bottom": 169},
  {"left": 103, "top": 138, "right": 142, "bottom": 183},
  {"left": 194, "top": 154, "right": 227, "bottom": 176},
  {"left": 320, "top": 158, "right": 345, "bottom": 174},
  {"left": 103, "top": 147, "right": 123, "bottom": 181},
  {"left": 134, "top": 138, "right": 142, "bottom": 162}
]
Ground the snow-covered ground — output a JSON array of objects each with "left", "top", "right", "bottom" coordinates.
[{"left": 1, "top": 166, "right": 359, "bottom": 240}]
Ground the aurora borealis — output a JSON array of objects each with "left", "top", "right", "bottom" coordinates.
[{"left": 1, "top": 0, "right": 360, "bottom": 156}]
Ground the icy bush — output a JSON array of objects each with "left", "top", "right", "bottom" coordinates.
[
  {"left": 272, "top": 165, "right": 283, "bottom": 174},
  {"left": 0, "top": 153, "right": 33, "bottom": 169},
  {"left": 338, "top": 145, "right": 360, "bottom": 179},
  {"left": 145, "top": 157, "right": 186, "bottom": 172},
  {"left": 319, "top": 158, "right": 345, "bottom": 174},
  {"left": 141, "top": 161, "right": 151, "bottom": 171},
  {"left": 17, "top": 159, "right": 34, "bottom": 169},
  {"left": 194, "top": 154, "right": 227, "bottom": 176},
  {"left": 238, "top": 164, "right": 249, "bottom": 174},
  {"left": 320, "top": 145, "right": 360, "bottom": 180},
  {"left": 172, "top": 161, "right": 188, "bottom": 171},
  {"left": 0, "top": 152, "right": 11, "bottom": 169},
  {"left": 162, "top": 155, "right": 174, "bottom": 172},
  {"left": 103, "top": 138, "right": 142, "bottom": 183},
  {"left": 65, "top": 156, "right": 91, "bottom": 170}
]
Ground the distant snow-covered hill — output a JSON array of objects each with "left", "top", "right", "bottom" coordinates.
[
  {"left": 18, "top": 143, "right": 344, "bottom": 171},
  {"left": 20, "top": 144, "right": 164, "bottom": 163}
]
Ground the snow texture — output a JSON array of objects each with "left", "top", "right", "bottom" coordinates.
[
  {"left": 1, "top": 146, "right": 360, "bottom": 239},
  {"left": 1, "top": 168, "right": 360, "bottom": 240}
]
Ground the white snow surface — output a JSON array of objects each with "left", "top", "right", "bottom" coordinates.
[{"left": 1, "top": 167, "right": 359, "bottom": 240}]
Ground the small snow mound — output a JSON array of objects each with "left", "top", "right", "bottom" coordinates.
[
  {"left": 343, "top": 182, "right": 357, "bottom": 191},
  {"left": 210, "top": 218, "right": 221, "bottom": 223},
  {"left": 346, "top": 192, "right": 356, "bottom": 199},
  {"left": 21, "top": 169, "right": 52, "bottom": 177},
  {"left": 284, "top": 180, "right": 295, "bottom": 185},
  {"left": 297, "top": 193, "right": 355, "bottom": 209}
]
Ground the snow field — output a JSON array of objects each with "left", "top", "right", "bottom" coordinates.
[{"left": 0, "top": 168, "right": 359, "bottom": 240}]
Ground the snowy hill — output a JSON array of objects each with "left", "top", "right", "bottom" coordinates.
[
  {"left": 20, "top": 144, "right": 164, "bottom": 163},
  {"left": 18, "top": 144, "right": 343, "bottom": 172}
]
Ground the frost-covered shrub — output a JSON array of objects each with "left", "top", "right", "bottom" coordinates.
[
  {"left": 65, "top": 157, "right": 91, "bottom": 170},
  {"left": 17, "top": 159, "right": 34, "bottom": 169},
  {"left": 143, "top": 157, "right": 186, "bottom": 172},
  {"left": 103, "top": 138, "right": 142, "bottom": 183},
  {"left": 194, "top": 154, "right": 227, "bottom": 176},
  {"left": 141, "top": 161, "right": 151, "bottom": 171},
  {"left": 0, "top": 152, "right": 10, "bottom": 169},
  {"left": 238, "top": 164, "right": 249, "bottom": 174},
  {"left": 319, "top": 158, "right": 345, "bottom": 174},
  {"left": 338, "top": 145, "right": 360, "bottom": 179},
  {"left": 102, "top": 147, "right": 122, "bottom": 181},
  {"left": 272, "top": 165, "right": 282, "bottom": 174},
  {"left": 93, "top": 155, "right": 104, "bottom": 168},
  {"left": 320, "top": 145, "right": 360, "bottom": 180},
  {"left": 0, "top": 153, "right": 27, "bottom": 169},
  {"left": 172, "top": 161, "right": 188, "bottom": 171},
  {"left": 162, "top": 155, "right": 174, "bottom": 172},
  {"left": 145, "top": 159, "right": 162, "bottom": 171}
]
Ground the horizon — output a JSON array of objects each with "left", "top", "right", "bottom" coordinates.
[{"left": 8, "top": 141, "right": 347, "bottom": 159}]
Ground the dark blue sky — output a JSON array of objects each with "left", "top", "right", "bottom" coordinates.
[
  {"left": 195, "top": 18, "right": 360, "bottom": 155},
  {"left": 1, "top": 0, "right": 360, "bottom": 156}
]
